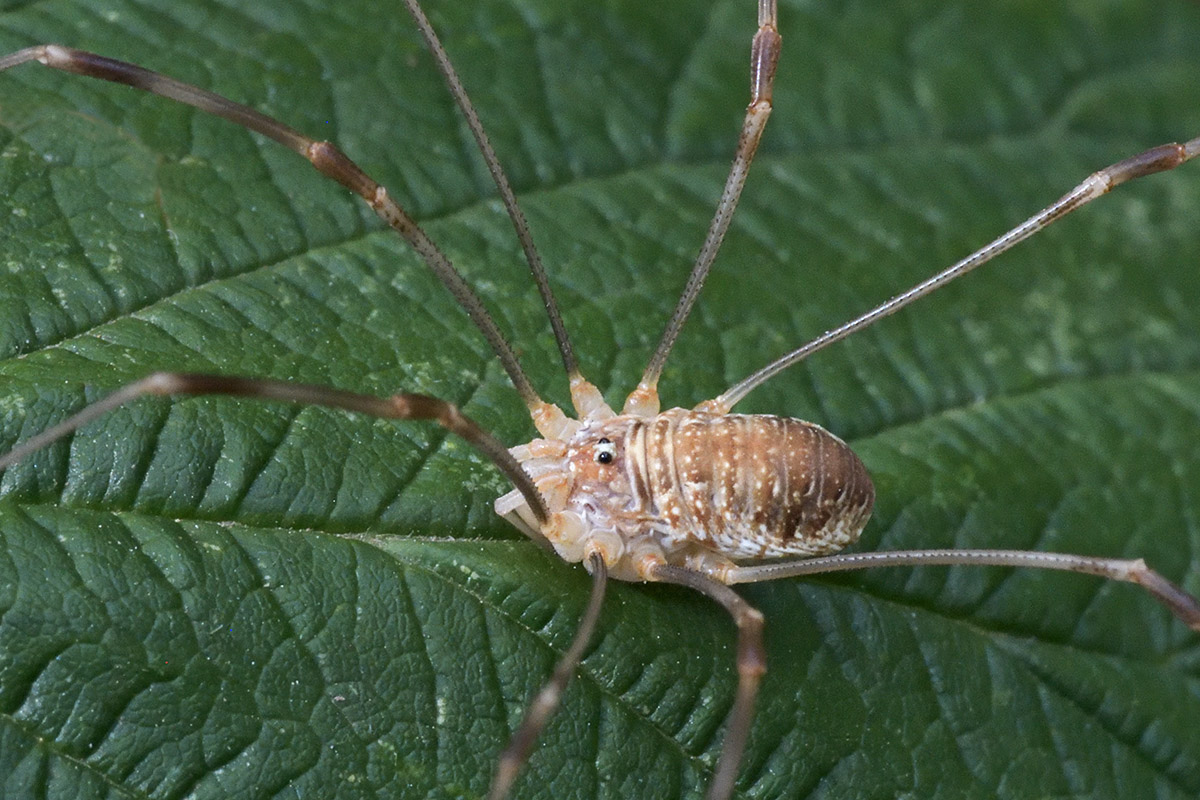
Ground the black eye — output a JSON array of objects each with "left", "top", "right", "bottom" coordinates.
[{"left": 595, "top": 437, "right": 615, "bottom": 464}]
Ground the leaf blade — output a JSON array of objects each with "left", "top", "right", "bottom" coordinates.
[{"left": 0, "top": 1, "right": 1198, "bottom": 799}]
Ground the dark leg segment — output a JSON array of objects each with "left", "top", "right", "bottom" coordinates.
[
  {"left": 0, "top": 372, "right": 549, "bottom": 524},
  {"left": 400, "top": 0, "right": 580, "bottom": 387},
  {"left": 0, "top": 45, "right": 548, "bottom": 413},
  {"left": 488, "top": 552, "right": 608, "bottom": 800},
  {"left": 626, "top": 0, "right": 781, "bottom": 416},
  {"left": 651, "top": 564, "right": 766, "bottom": 800}
]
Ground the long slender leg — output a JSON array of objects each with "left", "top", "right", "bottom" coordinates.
[
  {"left": 705, "top": 136, "right": 1200, "bottom": 413},
  {"left": 399, "top": 0, "right": 611, "bottom": 423},
  {"left": 0, "top": 45, "right": 571, "bottom": 429},
  {"left": 0, "top": 372, "right": 549, "bottom": 524},
  {"left": 651, "top": 564, "right": 766, "bottom": 800},
  {"left": 400, "top": 0, "right": 583, "bottom": 394},
  {"left": 727, "top": 548, "right": 1200, "bottom": 630},
  {"left": 488, "top": 552, "right": 608, "bottom": 800},
  {"left": 623, "top": 0, "right": 781, "bottom": 417}
]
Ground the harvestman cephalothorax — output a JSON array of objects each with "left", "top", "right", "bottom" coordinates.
[{"left": 0, "top": 1, "right": 1199, "bottom": 797}]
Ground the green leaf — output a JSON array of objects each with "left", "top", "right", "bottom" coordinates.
[{"left": 1, "top": 0, "right": 1199, "bottom": 798}]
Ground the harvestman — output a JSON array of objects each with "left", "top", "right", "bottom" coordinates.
[{"left": 0, "top": 1, "right": 1198, "bottom": 798}]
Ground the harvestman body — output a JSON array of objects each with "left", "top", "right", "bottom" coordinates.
[{"left": 0, "top": 2, "right": 1198, "bottom": 798}]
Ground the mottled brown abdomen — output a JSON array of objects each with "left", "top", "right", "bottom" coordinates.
[{"left": 629, "top": 410, "right": 874, "bottom": 559}]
